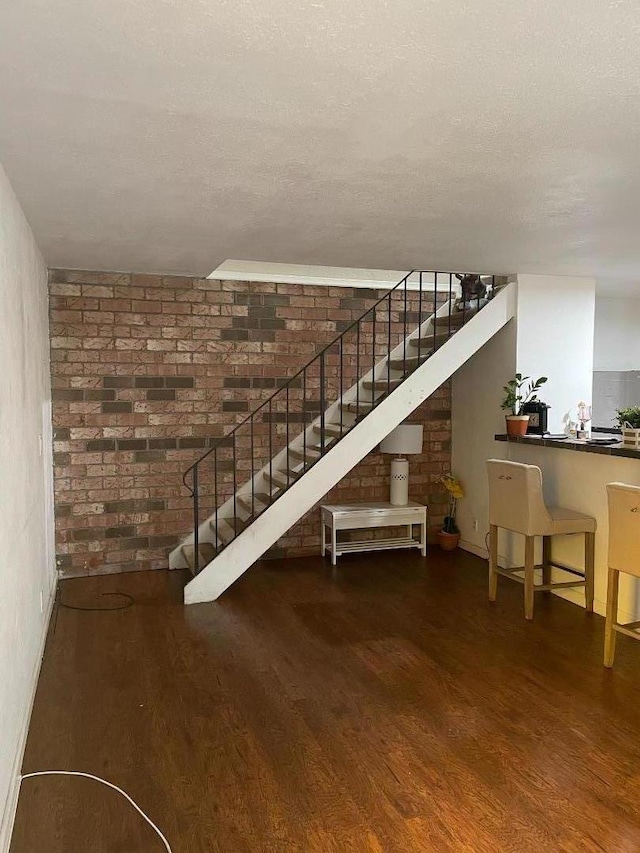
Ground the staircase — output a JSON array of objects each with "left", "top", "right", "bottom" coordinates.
[{"left": 170, "top": 271, "right": 516, "bottom": 604}]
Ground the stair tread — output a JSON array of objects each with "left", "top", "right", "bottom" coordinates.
[
  {"left": 182, "top": 542, "right": 217, "bottom": 573},
  {"left": 237, "top": 494, "right": 272, "bottom": 512},
  {"left": 341, "top": 401, "right": 375, "bottom": 412},
  {"left": 264, "top": 471, "right": 289, "bottom": 488},
  {"left": 388, "top": 351, "right": 433, "bottom": 368},
  {"left": 363, "top": 379, "right": 403, "bottom": 390},
  {"left": 410, "top": 333, "right": 451, "bottom": 348},
  {"left": 313, "top": 423, "right": 349, "bottom": 435},
  {"left": 289, "top": 447, "right": 321, "bottom": 461}
]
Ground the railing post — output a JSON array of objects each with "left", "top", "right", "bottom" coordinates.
[
  {"left": 339, "top": 337, "right": 344, "bottom": 430},
  {"left": 320, "top": 352, "right": 326, "bottom": 454},
  {"left": 403, "top": 275, "right": 407, "bottom": 375},
  {"left": 387, "top": 289, "right": 391, "bottom": 396},
  {"left": 232, "top": 434, "right": 237, "bottom": 537},
  {"left": 433, "top": 271, "right": 438, "bottom": 352},
  {"left": 303, "top": 368, "right": 307, "bottom": 466},
  {"left": 418, "top": 271, "right": 423, "bottom": 363},
  {"left": 250, "top": 415, "right": 254, "bottom": 518},
  {"left": 371, "top": 306, "right": 376, "bottom": 408},
  {"left": 286, "top": 385, "right": 290, "bottom": 486},
  {"left": 193, "top": 465, "right": 199, "bottom": 572},
  {"left": 356, "top": 324, "right": 360, "bottom": 418},
  {"left": 213, "top": 448, "right": 218, "bottom": 552}
]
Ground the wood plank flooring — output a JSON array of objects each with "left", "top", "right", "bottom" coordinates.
[{"left": 10, "top": 549, "right": 640, "bottom": 852}]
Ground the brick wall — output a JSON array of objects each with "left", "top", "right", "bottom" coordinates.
[{"left": 49, "top": 270, "right": 451, "bottom": 578}]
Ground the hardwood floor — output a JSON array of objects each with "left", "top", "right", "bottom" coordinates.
[{"left": 10, "top": 549, "right": 640, "bottom": 852}]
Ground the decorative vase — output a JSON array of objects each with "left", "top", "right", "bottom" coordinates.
[
  {"left": 505, "top": 415, "right": 530, "bottom": 437},
  {"left": 437, "top": 530, "right": 460, "bottom": 551}
]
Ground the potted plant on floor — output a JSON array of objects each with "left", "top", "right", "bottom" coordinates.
[
  {"left": 501, "top": 374, "right": 548, "bottom": 437},
  {"left": 436, "top": 474, "right": 464, "bottom": 550},
  {"left": 616, "top": 406, "right": 640, "bottom": 449}
]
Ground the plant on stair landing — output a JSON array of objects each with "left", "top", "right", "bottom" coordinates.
[
  {"left": 501, "top": 374, "right": 548, "bottom": 437},
  {"left": 436, "top": 474, "right": 464, "bottom": 551}
]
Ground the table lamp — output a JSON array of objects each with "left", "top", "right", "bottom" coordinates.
[{"left": 379, "top": 424, "right": 424, "bottom": 505}]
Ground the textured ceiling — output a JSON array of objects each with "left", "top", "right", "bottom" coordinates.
[{"left": 1, "top": 1, "right": 640, "bottom": 284}]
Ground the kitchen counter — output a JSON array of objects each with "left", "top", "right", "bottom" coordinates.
[
  {"left": 495, "top": 433, "right": 640, "bottom": 459},
  {"left": 493, "top": 432, "right": 640, "bottom": 622}
]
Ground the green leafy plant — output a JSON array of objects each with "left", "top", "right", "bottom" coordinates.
[
  {"left": 501, "top": 374, "right": 548, "bottom": 416},
  {"left": 616, "top": 407, "right": 640, "bottom": 430}
]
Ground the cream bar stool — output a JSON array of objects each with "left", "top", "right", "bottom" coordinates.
[
  {"left": 487, "top": 459, "right": 596, "bottom": 620},
  {"left": 604, "top": 483, "right": 640, "bottom": 668}
]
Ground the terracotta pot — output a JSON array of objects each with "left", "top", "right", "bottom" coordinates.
[
  {"left": 505, "top": 414, "right": 530, "bottom": 437},
  {"left": 437, "top": 530, "right": 460, "bottom": 551}
]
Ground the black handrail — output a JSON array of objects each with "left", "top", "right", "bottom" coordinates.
[
  {"left": 181, "top": 269, "right": 498, "bottom": 570},
  {"left": 182, "top": 270, "right": 414, "bottom": 481}
]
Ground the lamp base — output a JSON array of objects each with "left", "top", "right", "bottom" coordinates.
[{"left": 389, "top": 457, "right": 409, "bottom": 506}]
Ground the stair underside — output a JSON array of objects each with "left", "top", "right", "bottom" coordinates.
[{"left": 175, "top": 284, "right": 516, "bottom": 602}]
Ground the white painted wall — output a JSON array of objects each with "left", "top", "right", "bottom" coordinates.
[
  {"left": 593, "top": 297, "right": 640, "bottom": 371},
  {"left": 452, "top": 319, "right": 517, "bottom": 555},
  {"left": 516, "top": 274, "right": 596, "bottom": 433},
  {"left": 452, "top": 275, "right": 609, "bottom": 617},
  {"left": 0, "top": 163, "right": 56, "bottom": 852}
]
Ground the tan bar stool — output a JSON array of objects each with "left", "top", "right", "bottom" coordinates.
[
  {"left": 487, "top": 459, "right": 596, "bottom": 620},
  {"left": 604, "top": 482, "right": 640, "bottom": 668}
]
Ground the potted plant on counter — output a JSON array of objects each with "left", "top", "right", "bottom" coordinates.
[
  {"left": 436, "top": 474, "right": 464, "bottom": 550},
  {"left": 616, "top": 406, "right": 640, "bottom": 449},
  {"left": 501, "top": 374, "right": 548, "bottom": 437}
]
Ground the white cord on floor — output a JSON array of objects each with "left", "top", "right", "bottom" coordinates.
[{"left": 20, "top": 771, "right": 173, "bottom": 852}]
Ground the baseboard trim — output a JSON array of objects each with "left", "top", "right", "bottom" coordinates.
[
  {"left": 0, "top": 584, "right": 56, "bottom": 853},
  {"left": 459, "top": 539, "right": 488, "bottom": 560}
]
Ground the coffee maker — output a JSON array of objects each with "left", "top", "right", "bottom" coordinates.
[{"left": 521, "top": 400, "right": 550, "bottom": 435}]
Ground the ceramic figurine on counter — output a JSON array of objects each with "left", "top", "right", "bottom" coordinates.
[{"left": 577, "top": 401, "right": 592, "bottom": 440}]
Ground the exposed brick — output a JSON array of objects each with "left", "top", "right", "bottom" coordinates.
[
  {"left": 53, "top": 389, "right": 84, "bottom": 401},
  {"left": 50, "top": 270, "right": 451, "bottom": 579},
  {"left": 84, "top": 390, "right": 116, "bottom": 402},
  {"left": 146, "top": 389, "right": 176, "bottom": 401},
  {"left": 223, "top": 377, "right": 251, "bottom": 388},
  {"left": 134, "top": 377, "right": 164, "bottom": 388},
  {"left": 221, "top": 328, "right": 249, "bottom": 341},
  {"left": 165, "top": 377, "right": 195, "bottom": 388},
  {"left": 105, "top": 526, "right": 136, "bottom": 538},
  {"left": 86, "top": 439, "right": 117, "bottom": 451},
  {"left": 102, "top": 402, "right": 133, "bottom": 413},
  {"left": 104, "top": 376, "right": 135, "bottom": 388},
  {"left": 117, "top": 439, "right": 147, "bottom": 450}
]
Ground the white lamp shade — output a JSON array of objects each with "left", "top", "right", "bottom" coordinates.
[{"left": 379, "top": 424, "right": 424, "bottom": 455}]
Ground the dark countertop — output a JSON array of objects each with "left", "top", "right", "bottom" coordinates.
[{"left": 495, "top": 433, "right": 640, "bottom": 460}]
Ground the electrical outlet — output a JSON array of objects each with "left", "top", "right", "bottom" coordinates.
[{"left": 472, "top": 519, "right": 479, "bottom": 532}]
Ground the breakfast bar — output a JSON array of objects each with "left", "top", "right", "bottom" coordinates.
[{"left": 493, "top": 433, "right": 640, "bottom": 621}]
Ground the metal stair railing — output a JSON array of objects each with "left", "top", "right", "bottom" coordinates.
[{"left": 181, "top": 271, "right": 497, "bottom": 573}]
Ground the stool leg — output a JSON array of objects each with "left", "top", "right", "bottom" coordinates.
[
  {"left": 489, "top": 524, "right": 498, "bottom": 602},
  {"left": 584, "top": 531, "right": 595, "bottom": 613},
  {"left": 542, "top": 536, "right": 552, "bottom": 591},
  {"left": 604, "top": 567, "right": 619, "bottom": 668},
  {"left": 524, "top": 535, "right": 535, "bottom": 620}
]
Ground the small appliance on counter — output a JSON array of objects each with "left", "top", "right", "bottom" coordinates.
[{"left": 521, "top": 401, "right": 550, "bottom": 435}]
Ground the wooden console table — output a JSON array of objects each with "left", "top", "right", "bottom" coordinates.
[{"left": 320, "top": 501, "right": 427, "bottom": 566}]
